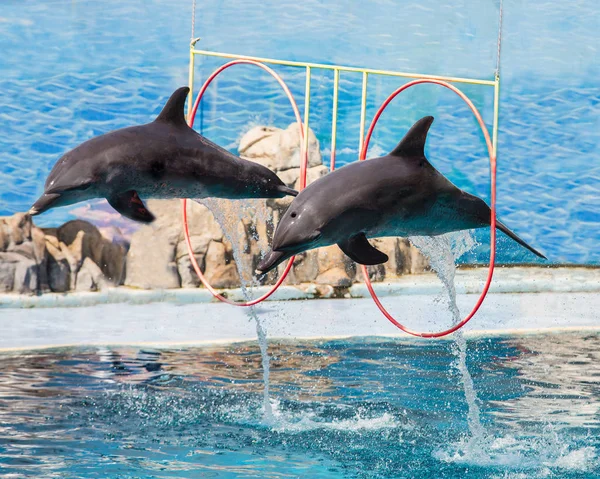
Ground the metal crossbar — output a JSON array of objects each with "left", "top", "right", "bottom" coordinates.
[{"left": 187, "top": 39, "right": 501, "bottom": 171}]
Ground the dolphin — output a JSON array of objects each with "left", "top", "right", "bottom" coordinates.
[
  {"left": 29, "top": 86, "right": 297, "bottom": 223},
  {"left": 257, "top": 116, "right": 546, "bottom": 273}
]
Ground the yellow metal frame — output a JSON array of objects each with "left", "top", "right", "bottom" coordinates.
[{"left": 187, "top": 38, "right": 500, "bottom": 165}]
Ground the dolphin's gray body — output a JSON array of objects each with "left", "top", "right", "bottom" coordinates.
[
  {"left": 257, "top": 116, "right": 546, "bottom": 273},
  {"left": 30, "top": 87, "right": 297, "bottom": 223}
]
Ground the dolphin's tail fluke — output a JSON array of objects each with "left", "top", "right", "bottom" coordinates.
[{"left": 496, "top": 220, "right": 547, "bottom": 259}]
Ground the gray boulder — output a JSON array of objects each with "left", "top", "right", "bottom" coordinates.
[{"left": 0, "top": 212, "right": 128, "bottom": 294}]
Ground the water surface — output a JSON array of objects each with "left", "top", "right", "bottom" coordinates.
[{"left": 1, "top": 333, "right": 598, "bottom": 478}]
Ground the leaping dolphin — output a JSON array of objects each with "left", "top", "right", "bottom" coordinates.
[
  {"left": 257, "top": 116, "right": 546, "bottom": 273},
  {"left": 29, "top": 86, "right": 297, "bottom": 223}
]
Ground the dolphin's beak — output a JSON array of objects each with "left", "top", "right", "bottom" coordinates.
[
  {"left": 29, "top": 193, "right": 61, "bottom": 216},
  {"left": 276, "top": 185, "right": 298, "bottom": 197},
  {"left": 258, "top": 230, "right": 322, "bottom": 274},
  {"left": 256, "top": 249, "right": 291, "bottom": 274}
]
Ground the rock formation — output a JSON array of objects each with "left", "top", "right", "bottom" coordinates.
[
  {"left": 1, "top": 122, "right": 427, "bottom": 295},
  {"left": 0, "top": 213, "right": 43, "bottom": 294},
  {"left": 0, "top": 214, "right": 127, "bottom": 294}
]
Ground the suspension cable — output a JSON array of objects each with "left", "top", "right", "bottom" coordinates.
[
  {"left": 191, "top": 0, "right": 196, "bottom": 41},
  {"left": 495, "top": 0, "right": 503, "bottom": 78}
]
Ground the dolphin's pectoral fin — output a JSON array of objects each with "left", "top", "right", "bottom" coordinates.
[
  {"left": 496, "top": 220, "right": 547, "bottom": 260},
  {"left": 108, "top": 190, "right": 155, "bottom": 223},
  {"left": 338, "top": 233, "right": 389, "bottom": 265}
]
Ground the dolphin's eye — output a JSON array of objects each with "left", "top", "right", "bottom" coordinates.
[{"left": 290, "top": 212, "right": 297, "bottom": 218}]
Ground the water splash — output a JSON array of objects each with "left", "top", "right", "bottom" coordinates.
[
  {"left": 436, "top": 427, "right": 597, "bottom": 475},
  {"left": 409, "top": 232, "right": 486, "bottom": 448},
  {"left": 197, "top": 198, "right": 274, "bottom": 422},
  {"left": 240, "top": 399, "right": 404, "bottom": 434},
  {"left": 410, "top": 232, "right": 600, "bottom": 473}
]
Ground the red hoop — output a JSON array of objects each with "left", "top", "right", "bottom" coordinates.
[
  {"left": 182, "top": 59, "right": 308, "bottom": 306},
  {"left": 358, "top": 79, "right": 497, "bottom": 337}
]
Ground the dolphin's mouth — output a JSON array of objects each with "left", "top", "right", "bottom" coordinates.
[
  {"left": 256, "top": 249, "right": 291, "bottom": 274},
  {"left": 271, "top": 232, "right": 321, "bottom": 255},
  {"left": 276, "top": 185, "right": 298, "bottom": 197},
  {"left": 257, "top": 233, "right": 323, "bottom": 274},
  {"left": 29, "top": 193, "right": 61, "bottom": 216}
]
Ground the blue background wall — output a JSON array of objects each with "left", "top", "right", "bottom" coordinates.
[{"left": 1, "top": 0, "right": 598, "bottom": 263}]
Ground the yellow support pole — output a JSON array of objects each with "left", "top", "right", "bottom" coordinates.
[
  {"left": 492, "top": 76, "right": 500, "bottom": 159},
  {"left": 358, "top": 71, "right": 368, "bottom": 157},
  {"left": 303, "top": 66, "right": 312, "bottom": 168},
  {"left": 330, "top": 68, "right": 340, "bottom": 171},
  {"left": 187, "top": 44, "right": 196, "bottom": 122}
]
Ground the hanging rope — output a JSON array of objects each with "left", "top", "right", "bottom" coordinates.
[
  {"left": 191, "top": 0, "right": 196, "bottom": 41},
  {"left": 495, "top": 0, "right": 503, "bottom": 78}
]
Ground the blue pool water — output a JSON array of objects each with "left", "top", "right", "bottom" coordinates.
[
  {"left": 1, "top": 333, "right": 598, "bottom": 478},
  {"left": 0, "top": 0, "right": 599, "bottom": 264}
]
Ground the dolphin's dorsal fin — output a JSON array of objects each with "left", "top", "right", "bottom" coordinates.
[
  {"left": 155, "top": 86, "right": 190, "bottom": 126},
  {"left": 389, "top": 116, "right": 434, "bottom": 158}
]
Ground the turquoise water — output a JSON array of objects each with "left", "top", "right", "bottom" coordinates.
[
  {"left": 0, "top": 0, "right": 598, "bottom": 263},
  {"left": 1, "top": 334, "right": 598, "bottom": 478}
]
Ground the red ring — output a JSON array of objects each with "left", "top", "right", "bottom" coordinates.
[
  {"left": 182, "top": 59, "right": 308, "bottom": 306},
  {"left": 357, "top": 79, "right": 497, "bottom": 337}
]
